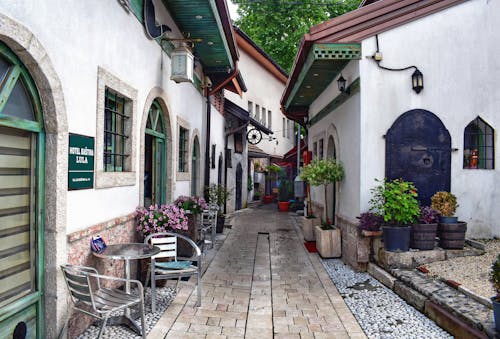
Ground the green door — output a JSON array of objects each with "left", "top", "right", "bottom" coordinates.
[
  {"left": 0, "top": 43, "right": 45, "bottom": 338},
  {"left": 144, "top": 100, "right": 166, "bottom": 206}
]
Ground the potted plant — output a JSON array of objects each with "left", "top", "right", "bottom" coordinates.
[
  {"left": 264, "top": 163, "right": 282, "bottom": 203},
  {"left": 431, "top": 191, "right": 467, "bottom": 249},
  {"left": 369, "top": 178, "right": 420, "bottom": 252},
  {"left": 431, "top": 191, "right": 458, "bottom": 223},
  {"left": 410, "top": 206, "right": 439, "bottom": 250},
  {"left": 490, "top": 254, "right": 500, "bottom": 331},
  {"left": 207, "top": 184, "right": 230, "bottom": 233},
  {"left": 300, "top": 159, "right": 345, "bottom": 258},
  {"left": 277, "top": 178, "right": 292, "bottom": 212},
  {"left": 357, "top": 212, "right": 384, "bottom": 237}
]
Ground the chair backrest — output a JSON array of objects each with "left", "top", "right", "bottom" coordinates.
[
  {"left": 61, "top": 265, "right": 97, "bottom": 308},
  {"left": 149, "top": 235, "right": 178, "bottom": 260}
]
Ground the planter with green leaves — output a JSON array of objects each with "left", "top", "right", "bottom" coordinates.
[
  {"left": 490, "top": 254, "right": 500, "bottom": 331},
  {"left": 278, "top": 178, "right": 293, "bottom": 212},
  {"left": 369, "top": 179, "right": 419, "bottom": 252},
  {"left": 357, "top": 212, "right": 383, "bottom": 237},
  {"left": 207, "top": 184, "right": 230, "bottom": 233},
  {"left": 302, "top": 215, "right": 318, "bottom": 241},
  {"left": 431, "top": 191, "right": 467, "bottom": 249},
  {"left": 300, "top": 159, "right": 344, "bottom": 257}
]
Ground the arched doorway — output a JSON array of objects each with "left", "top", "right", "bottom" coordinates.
[
  {"left": 218, "top": 153, "right": 223, "bottom": 185},
  {"left": 144, "top": 100, "right": 166, "bottom": 206},
  {"left": 326, "top": 135, "right": 337, "bottom": 222},
  {"left": 0, "top": 42, "right": 45, "bottom": 336},
  {"left": 386, "top": 109, "right": 451, "bottom": 206},
  {"left": 191, "top": 136, "right": 200, "bottom": 196},
  {"left": 235, "top": 162, "right": 243, "bottom": 210}
]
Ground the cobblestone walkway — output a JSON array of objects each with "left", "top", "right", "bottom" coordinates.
[{"left": 149, "top": 205, "right": 366, "bottom": 338}]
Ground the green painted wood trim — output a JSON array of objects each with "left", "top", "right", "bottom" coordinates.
[
  {"left": 309, "top": 77, "right": 360, "bottom": 127},
  {"left": 36, "top": 131, "right": 45, "bottom": 338},
  {"left": 285, "top": 48, "right": 316, "bottom": 109},
  {"left": 0, "top": 66, "right": 21, "bottom": 112},
  {"left": 313, "top": 43, "right": 361, "bottom": 60},
  {"left": 145, "top": 128, "right": 166, "bottom": 138},
  {"left": 208, "top": 0, "right": 234, "bottom": 69},
  {"left": 0, "top": 293, "right": 40, "bottom": 323},
  {"left": 0, "top": 115, "right": 42, "bottom": 132},
  {"left": 129, "top": 0, "right": 144, "bottom": 22}
]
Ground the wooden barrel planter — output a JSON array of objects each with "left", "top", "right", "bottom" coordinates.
[
  {"left": 410, "top": 223, "right": 438, "bottom": 250},
  {"left": 438, "top": 221, "right": 467, "bottom": 249}
]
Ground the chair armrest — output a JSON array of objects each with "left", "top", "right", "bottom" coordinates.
[{"left": 90, "top": 273, "right": 144, "bottom": 295}]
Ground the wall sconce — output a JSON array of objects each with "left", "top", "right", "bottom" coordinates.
[
  {"left": 411, "top": 68, "right": 424, "bottom": 94},
  {"left": 337, "top": 74, "right": 350, "bottom": 94},
  {"left": 170, "top": 42, "right": 194, "bottom": 83}
]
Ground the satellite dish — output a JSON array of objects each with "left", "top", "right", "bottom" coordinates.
[
  {"left": 246, "top": 128, "right": 262, "bottom": 145},
  {"left": 144, "top": 0, "right": 171, "bottom": 39}
]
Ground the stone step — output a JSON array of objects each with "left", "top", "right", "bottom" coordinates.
[{"left": 368, "top": 263, "right": 498, "bottom": 338}]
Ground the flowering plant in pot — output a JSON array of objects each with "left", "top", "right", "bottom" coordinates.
[
  {"left": 410, "top": 206, "right": 439, "bottom": 250},
  {"left": 277, "top": 178, "right": 293, "bottom": 212},
  {"left": 369, "top": 178, "right": 419, "bottom": 252},
  {"left": 490, "top": 254, "right": 500, "bottom": 330},
  {"left": 134, "top": 204, "right": 188, "bottom": 237},
  {"left": 357, "top": 212, "right": 384, "bottom": 237},
  {"left": 207, "top": 184, "right": 231, "bottom": 233},
  {"left": 173, "top": 195, "right": 208, "bottom": 215}
]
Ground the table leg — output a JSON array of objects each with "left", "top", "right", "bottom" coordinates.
[{"left": 107, "top": 258, "right": 144, "bottom": 336}]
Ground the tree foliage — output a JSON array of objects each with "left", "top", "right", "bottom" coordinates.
[{"left": 233, "top": 0, "right": 361, "bottom": 72}]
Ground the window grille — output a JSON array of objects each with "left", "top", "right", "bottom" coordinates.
[
  {"left": 268, "top": 110, "right": 272, "bottom": 129},
  {"left": 319, "top": 139, "right": 324, "bottom": 159},
  {"left": 104, "top": 89, "right": 129, "bottom": 172},
  {"left": 463, "top": 117, "right": 494, "bottom": 169},
  {"left": 178, "top": 126, "right": 188, "bottom": 172}
]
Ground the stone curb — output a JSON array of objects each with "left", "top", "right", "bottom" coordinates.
[{"left": 367, "top": 263, "right": 496, "bottom": 339}]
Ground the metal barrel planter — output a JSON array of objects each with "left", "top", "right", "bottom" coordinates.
[
  {"left": 382, "top": 225, "right": 411, "bottom": 252},
  {"left": 410, "top": 223, "right": 438, "bottom": 250},
  {"left": 438, "top": 221, "right": 467, "bottom": 249}
]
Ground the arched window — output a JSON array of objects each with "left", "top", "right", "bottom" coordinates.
[{"left": 463, "top": 117, "right": 494, "bottom": 169}]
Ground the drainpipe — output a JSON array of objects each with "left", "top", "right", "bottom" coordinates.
[{"left": 204, "top": 88, "right": 211, "bottom": 193}]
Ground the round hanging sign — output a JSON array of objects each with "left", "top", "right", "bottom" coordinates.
[{"left": 246, "top": 128, "right": 262, "bottom": 145}]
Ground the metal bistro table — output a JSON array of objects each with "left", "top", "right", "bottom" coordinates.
[{"left": 93, "top": 243, "right": 160, "bottom": 335}]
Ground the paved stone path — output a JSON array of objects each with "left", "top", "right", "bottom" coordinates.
[{"left": 149, "top": 205, "right": 366, "bottom": 338}]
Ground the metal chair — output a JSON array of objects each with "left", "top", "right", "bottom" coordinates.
[
  {"left": 200, "top": 207, "right": 217, "bottom": 251},
  {"left": 144, "top": 232, "right": 202, "bottom": 312},
  {"left": 60, "top": 264, "right": 146, "bottom": 339}
]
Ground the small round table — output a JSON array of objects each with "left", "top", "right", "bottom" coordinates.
[{"left": 93, "top": 243, "right": 160, "bottom": 335}]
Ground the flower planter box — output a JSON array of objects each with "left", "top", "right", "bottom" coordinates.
[
  {"left": 410, "top": 223, "right": 437, "bottom": 250},
  {"left": 302, "top": 217, "right": 318, "bottom": 241},
  {"left": 315, "top": 225, "right": 341, "bottom": 258}
]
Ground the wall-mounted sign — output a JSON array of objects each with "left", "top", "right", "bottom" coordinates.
[{"left": 68, "top": 134, "right": 94, "bottom": 190}]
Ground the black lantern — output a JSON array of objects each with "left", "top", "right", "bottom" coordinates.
[
  {"left": 337, "top": 74, "right": 349, "bottom": 94},
  {"left": 411, "top": 68, "right": 424, "bottom": 94}
]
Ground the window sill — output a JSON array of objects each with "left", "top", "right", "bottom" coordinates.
[{"left": 176, "top": 172, "right": 190, "bottom": 181}]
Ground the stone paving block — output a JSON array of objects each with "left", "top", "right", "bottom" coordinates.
[
  {"left": 246, "top": 313, "right": 273, "bottom": 328},
  {"left": 166, "top": 331, "right": 206, "bottom": 338},
  {"left": 244, "top": 328, "right": 273, "bottom": 337},
  {"left": 368, "top": 263, "right": 397, "bottom": 289},
  {"left": 394, "top": 280, "right": 427, "bottom": 311},
  {"left": 189, "top": 323, "right": 222, "bottom": 334},
  {"left": 275, "top": 334, "right": 301, "bottom": 339},
  {"left": 219, "top": 317, "right": 235, "bottom": 327},
  {"left": 171, "top": 322, "right": 190, "bottom": 332},
  {"left": 221, "top": 326, "right": 245, "bottom": 336}
]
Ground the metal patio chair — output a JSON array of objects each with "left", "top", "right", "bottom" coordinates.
[
  {"left": 144, "top": 232, "right": 202, "bottom": 312},
  {"left": 60, "top": 264, "right": 146, "bottom": 339},
  {"left": 199, "top": 206, "right": 217, "bottom": 251}
]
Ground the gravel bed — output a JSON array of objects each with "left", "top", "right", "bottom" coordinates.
[
  {"left": 425, "top": 239, "right": 500, "bottom": 299},
  {"left": 322, "top": 259, "right": 452, "bottom": 339},
  {"left": 77, "top": 286, "right": 176, "bottom": 339}
]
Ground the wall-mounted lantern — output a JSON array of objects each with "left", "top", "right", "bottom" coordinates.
[
  {"left": 170, "top": 43, "right": 194, "bottom": 83},
  {"left": 411, "top": 68, "right": 424, "bottom": 94},
  {"left": 337, "top": 74, "right": 350, "bottom": 94}
]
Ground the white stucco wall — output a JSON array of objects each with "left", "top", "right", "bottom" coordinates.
[
  {"left": 359, "top": 0, "right": 500, "bottom": 237},
  {"left": 1, "top": 1, "right": 207, "bottom": 233},
  {"left": 307, "top": 61, "right": 361, "bottom": 222},
  {"left": 225, "top": 48, "right": 294, "bottom": 157}
]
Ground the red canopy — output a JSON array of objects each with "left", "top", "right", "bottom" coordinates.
[{"left": 283, "top": 140, "right": 306, "bottom": 163}]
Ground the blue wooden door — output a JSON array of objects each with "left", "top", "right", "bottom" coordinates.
[{"left": 386, "top": 109, "right": 451, "bottom": 206}]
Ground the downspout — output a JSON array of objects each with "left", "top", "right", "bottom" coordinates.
[
  {"left": 224, "top": 121, "right": 250, "bottom": 214},
  {"left": 204, "top": 88, "right": 211, "bottom": 193}
]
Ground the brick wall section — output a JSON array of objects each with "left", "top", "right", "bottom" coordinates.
[
  {"left": 211, "top": 91, "right": 224, "bottom": 114},
  {"left": 66, "top": 212, "right": 139, "bottom": 337},
  {"left": 336, "top": 214, "right": 371, "bottom": 272}
]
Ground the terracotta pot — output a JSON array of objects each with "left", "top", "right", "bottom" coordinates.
[
  {"left": 263, "top": 195, "right": 274, "bottom": 204},
  {"left": 277, "top": 201, "right": 290, "bottom": 212},
  {"left": 361, "top": 230, "right": 383, "bottom": 237}
]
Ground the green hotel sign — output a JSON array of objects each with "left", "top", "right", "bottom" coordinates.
[{"left": 68, "top": 133, "right": 94, "bottom": 190}]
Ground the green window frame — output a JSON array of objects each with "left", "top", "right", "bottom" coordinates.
[
  {"left": 178, "top": 126, "right": 188, "bottom": 172},
  {"left": 104, "top": 89, "right": 129, "bottom": 172}
]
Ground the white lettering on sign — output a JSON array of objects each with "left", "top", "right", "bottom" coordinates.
[
  {"left": 76, "top": 156, "right": 88, "bottom": 164},
  {"left": 69, "top": 147, "right": 80, "bottom": 155},
  {"left": 81, "top": 147, "right": 94, "bottom": 156}
]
